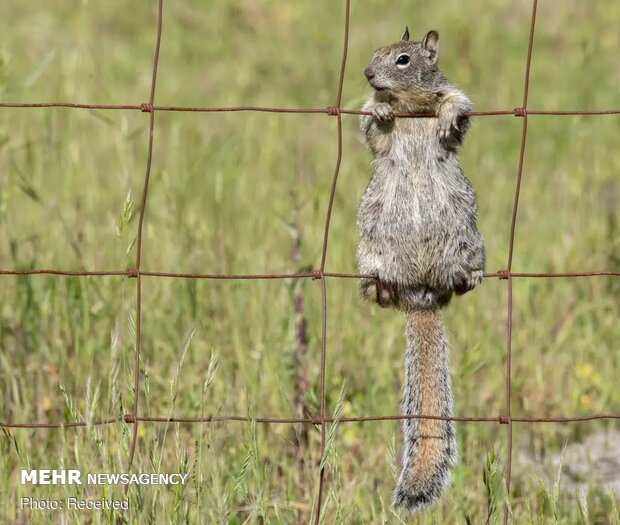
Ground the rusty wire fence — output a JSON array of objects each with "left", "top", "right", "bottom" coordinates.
[{"left": 1, "top": 0, "right": 620, "bottom": 523}]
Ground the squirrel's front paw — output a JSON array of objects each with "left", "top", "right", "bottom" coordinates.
[
  {"left": 373, "top": 103, "right": 394, "bottom": 123},
  {"left": 437, "top": 106, "right": 459, "bottom": 141}
]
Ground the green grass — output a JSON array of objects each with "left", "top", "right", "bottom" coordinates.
[{"left": 1, "top": 0, "right": 619, "bottom": 523}]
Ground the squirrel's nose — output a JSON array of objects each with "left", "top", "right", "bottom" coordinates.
[{"left": 364, "top": 67, "right": 375, "bottom": 80}]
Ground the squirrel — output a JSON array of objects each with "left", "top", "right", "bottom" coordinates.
[{"left": 356, "top": 28, "right": 486, "bottom": 512}]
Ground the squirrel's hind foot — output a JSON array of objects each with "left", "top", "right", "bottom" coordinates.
[
  {"left": 360, "top": 278, "right": 398, "bottom": 308},
  {"left": 377, "top": 280, "right": 398, "bottom": 308},
  {"left": 454, "top": 269, "right": 484, "bottom": 296}
]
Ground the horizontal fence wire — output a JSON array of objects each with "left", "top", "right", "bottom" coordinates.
[
  {"left": 1, "top": 0, "right": 619, "bottom": 522},
  {"left": 3, "top": 413, "right": 620, "bottom": 430},
  {"left": 2, "top": 102, "right": 620, "bottom": 117},
  {"left": 1, "top": 269, "right": 619, "bottom": 279}
]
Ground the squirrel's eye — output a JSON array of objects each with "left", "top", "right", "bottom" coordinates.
[{"left": 396, "top": 54, "right": 410, "bottom": 66}]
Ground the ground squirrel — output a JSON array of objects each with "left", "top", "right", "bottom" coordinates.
[{"left": 357, "top": 28, "right": 486, "bottom": 511}]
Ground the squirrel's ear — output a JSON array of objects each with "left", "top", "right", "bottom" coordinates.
[
  {"left": 422, "top": 30, "right": 439, "bottom": 64},
  {"left": 401, "top": 26, "right": 410, "bottom": 42}
]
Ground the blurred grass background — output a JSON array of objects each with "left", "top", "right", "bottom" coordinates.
[{"left": 1, "top": 0, "right": 619, "bottom": 523}]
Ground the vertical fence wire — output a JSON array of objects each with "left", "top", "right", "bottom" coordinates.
[
  {"left": 315, "top": 1, "right": 351, "bottom": 521},
  {"left": 126, "top": 0, "right": 165, "bottom": 472},
  {"left": 502, "top": 1, "right": 539, "bottom": 522}
]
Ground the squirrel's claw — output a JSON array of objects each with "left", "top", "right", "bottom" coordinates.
[
  {"left": 373, "top": 103, "right": 394, "bottom": 123},
  {"left": 468, "top": 269, "right": 484, "bottom": 289}
]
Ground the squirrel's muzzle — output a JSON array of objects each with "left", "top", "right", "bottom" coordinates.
[{"left": 364, "top": 66, "right": 375, "bottom": 81}]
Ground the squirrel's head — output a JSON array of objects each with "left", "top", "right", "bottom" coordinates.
[{"left": 364, "top": 28, "right": 442, "bottom": 94}]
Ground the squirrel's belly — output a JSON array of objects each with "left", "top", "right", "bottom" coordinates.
[
  {"left": 358, "top": 223, "right": 453, "bottom": 288},
  {"left": 357, "top": 173, "right": 458, "bottom": 287}
]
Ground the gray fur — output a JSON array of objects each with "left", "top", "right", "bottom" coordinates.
[{"left": 357, "top": 29, "right": 486, "bottom": 512}]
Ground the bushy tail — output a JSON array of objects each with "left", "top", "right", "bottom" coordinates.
[{"left": 392, "top": 307, "right": 456, "bottom": 512}]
